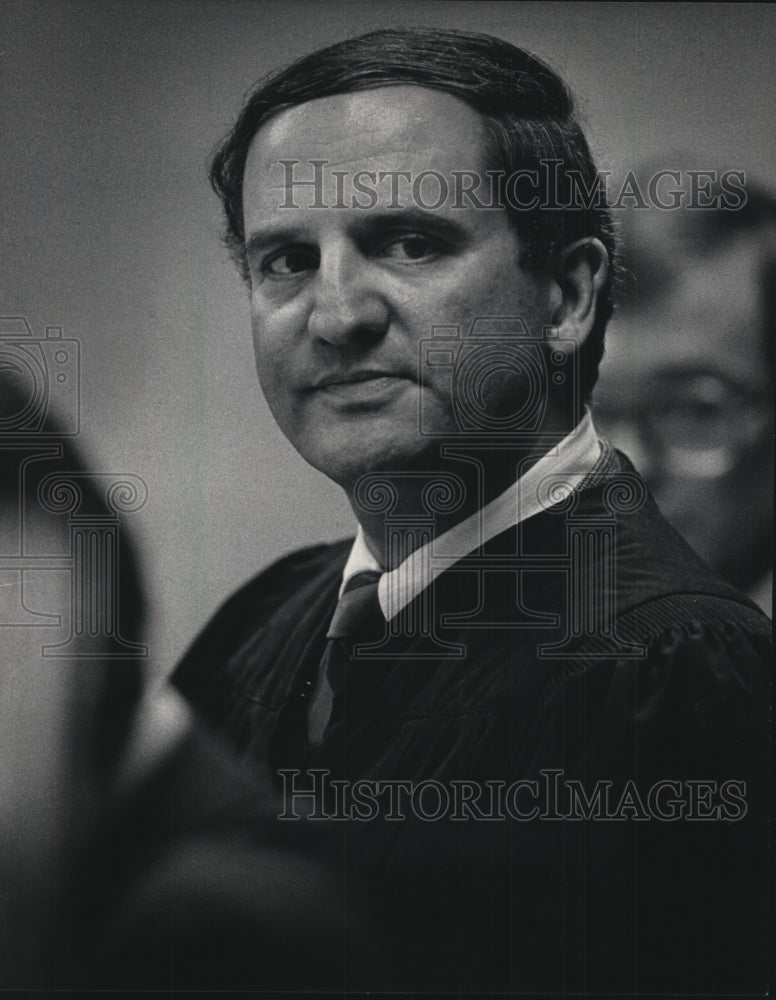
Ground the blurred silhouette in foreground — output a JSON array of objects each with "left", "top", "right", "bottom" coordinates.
[
  {"left": 0, "top": 370, "right": 380, "bottom": 989},
  {"left": 595, "top": 168, "right": 775, "bottom": 613}
]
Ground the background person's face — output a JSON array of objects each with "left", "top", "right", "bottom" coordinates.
[
  {"left": 594, "top": 235, "right": 773, "bottom": 589},
  {"left": 241, "top": 86, "right": 558, "bottom": 489}
]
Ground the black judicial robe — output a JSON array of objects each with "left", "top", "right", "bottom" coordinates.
[{"left": 174, "top": 451, "right": 771, "bottom": 993}]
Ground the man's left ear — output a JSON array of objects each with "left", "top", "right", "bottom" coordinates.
[{"left": 550, "top": 238, "right": 609, "bottom": 348}]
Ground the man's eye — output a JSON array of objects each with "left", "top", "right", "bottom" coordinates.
[
  {"left": 381, "top": 234, "right": 439, "bottom": 262},
  {"left": 263, "top": 248, "right": 318, "bottom": 277}
]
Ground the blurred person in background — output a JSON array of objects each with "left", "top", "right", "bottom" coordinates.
[
  {"left": 0, "top": 373, "right": 378, "bottom": 990},
  {"left": 595, "top": 167, "right": 775, "bottom": 613}
]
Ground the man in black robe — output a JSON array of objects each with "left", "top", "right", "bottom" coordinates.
[{"left": 174, "top": 27, "right": 771, "bottom": 993}]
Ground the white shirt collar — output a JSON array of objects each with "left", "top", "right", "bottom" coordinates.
[{"left": 340, "top": 409, "right": 602, "bottom": 621}]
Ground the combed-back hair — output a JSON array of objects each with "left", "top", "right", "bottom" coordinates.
[{"left": 210, "top": 27, "right": 617, "bottom": 403}]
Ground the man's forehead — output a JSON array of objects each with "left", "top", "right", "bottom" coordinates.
[
  {"left": 621, "top": 231, "right": 763, "bottom": 320},
  {"left": 242, "top": 85, "right": 489, "bottom": 211},
  {"left": 253, "top": 85, "right": 486, "bottom": 153},
  {"left": 601, "top": 245, "right": 767, "bottom": 391}
]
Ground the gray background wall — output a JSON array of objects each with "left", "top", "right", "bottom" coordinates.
[{"left": 2, "top": 1, "right": 773, "bottom": 675}]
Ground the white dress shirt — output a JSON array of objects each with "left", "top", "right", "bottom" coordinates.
[{"left": 339, "top": 409, "right": 603, "bottom": 622}]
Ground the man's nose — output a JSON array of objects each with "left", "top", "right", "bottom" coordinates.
[
  {"left": 306, "top": 248, "right": 390, "bottom": 346},
  {"left": 598, "top": 417, "right": 659, "bottom": 485},
  {"left": 612, "top": 425, "right": 660, "bottom": 484}
]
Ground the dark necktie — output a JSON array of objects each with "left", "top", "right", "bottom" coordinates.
[{"left": 307, "top": 570, "right": 383, "bottom": 745}]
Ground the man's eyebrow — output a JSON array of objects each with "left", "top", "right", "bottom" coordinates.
[
  {"left": 653, "top": 364, "right": 744, "bottom": 389},
  {"left": 244, "top": 208, "right": 472, "bottom": 261},
  {"left": 358, "top": 208, "right": 469, "bottom": 240},
  {"left": 244, "top": 226, "right": 306, "bottom": 262}
]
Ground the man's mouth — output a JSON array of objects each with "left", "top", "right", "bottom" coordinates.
[
  {"left": 310, "top": 370, "right": 413, "bottom": 402},
  {"left": 312, "top": 370, "right": 411, "bottom": 388}
]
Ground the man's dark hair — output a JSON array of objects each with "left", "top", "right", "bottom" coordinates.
[{"left": 210, "top": 27, "right": 617, "bottom": 403}]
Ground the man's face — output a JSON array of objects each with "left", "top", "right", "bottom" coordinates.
[
  {"left": 594, "top": 232, "right": 773, "bottom": 589},
  {"left": 241, "top": 86, "right": 557, "bottom": 489}
]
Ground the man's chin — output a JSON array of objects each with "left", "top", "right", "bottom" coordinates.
[{"left": 300, "top": 437, "right": 453, "bottom": 493}]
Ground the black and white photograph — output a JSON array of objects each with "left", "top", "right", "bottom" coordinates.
[{"left": 1, "top": 1, "right": 773, "bottom": 993}]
